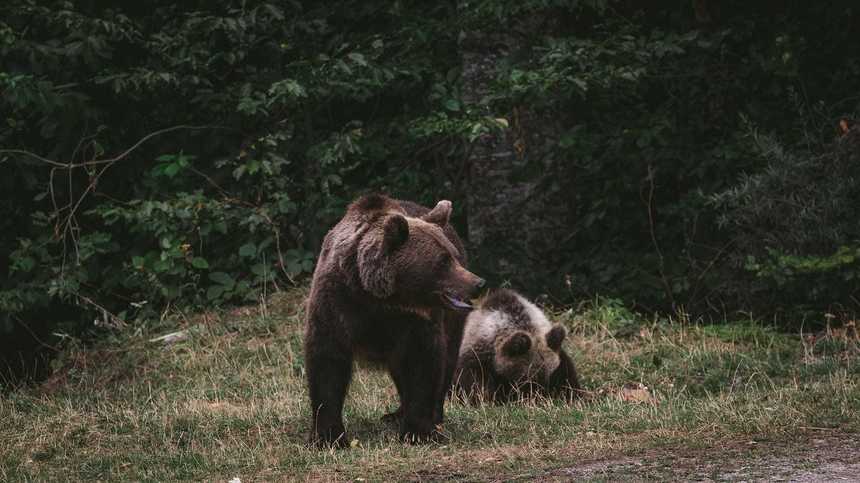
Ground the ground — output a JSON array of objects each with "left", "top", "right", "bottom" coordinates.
[
  {"left": 546, "top": 433, "right": 860, "bottom": 481},
  {"left": 1, "top": 289, "right": 858, "bottom": 481}
]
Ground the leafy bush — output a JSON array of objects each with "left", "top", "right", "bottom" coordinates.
[
  {"left": 711, "top": 125, "right": 860, "bottom": 315},
  {"left": 1, "top": 0, "right": 859, "bottom": 341},
  {"left": 0, "top": 0, "right": 462, "bottom": 326},
  {"left": 455, "top": 0, "right": 860, "bottom": 317}
]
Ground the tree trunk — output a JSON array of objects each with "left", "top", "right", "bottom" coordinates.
[{"left": 460, "top": 21, "right": 560, "bottom": 294}]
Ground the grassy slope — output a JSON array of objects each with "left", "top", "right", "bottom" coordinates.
[{"left": 1, "top": 289, "right": 858, "bottom": 481}]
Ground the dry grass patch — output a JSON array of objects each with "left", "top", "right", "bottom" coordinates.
[{"left": 1, "top": 290, "right": 857, "bottom": 481}]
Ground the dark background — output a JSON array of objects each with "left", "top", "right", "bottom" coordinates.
[{"left": 2, "top": 0, "right": 859, "bottom": 384}]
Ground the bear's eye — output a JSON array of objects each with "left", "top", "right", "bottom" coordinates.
[{"left": 435, "top": 255, "right": 451, "bottom": 272}]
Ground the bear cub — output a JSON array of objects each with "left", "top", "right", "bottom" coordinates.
[
  {"left": 304, "top": 194, "right": 484, "bottom": 447},
  {"left": 454, "top": 288, "right": 582, "bottom": 402}
]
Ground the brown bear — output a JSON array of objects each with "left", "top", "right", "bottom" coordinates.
[
  {"left": 304, "top": 194, "right": 484, "bottom": 447},
  {"left": 454, "top": 288, "right": 582, "bottom": 403}
]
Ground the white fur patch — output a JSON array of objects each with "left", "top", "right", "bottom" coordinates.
[
  {"left": 460, "top": 309, "right": 507, "bottom": 357},
  {"left": 514, "top": 293, "right": 552, "bottom": 336},
  {"left": 460, "top": 291, "right": 562, "bottom": 381}
]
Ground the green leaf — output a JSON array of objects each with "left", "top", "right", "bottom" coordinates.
[
  {"left": 209, "top": 271, "right": 235, "bottom": 289},
  {"left": 207, "top": 285, "right": 225, "bottom": 300},
  {"left": 444, "top": 99, "right": 460, "bottom": 112},
  {"left": 239, "top": 243, "right": 257, "bottom": 258},
  {"left": 236, "top": 280, "right": 251, "bottom": 293},
  {"left": 251, "top": 263, "right": 269, "bottom": 277},
  {"left": 278, "top": 198, "right": 296, "bottom": 214},
  {"left": 347, "top": 52, "right": 367, "bottom": 66},
  {"left": 163, "top": 162, "right": 181, "bottom": 177},
  {"left": 190, "top": 257, "right": 209, "bottom": 269}
]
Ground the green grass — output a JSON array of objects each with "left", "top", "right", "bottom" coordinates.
[{"left": 1, "top": 289, "right": 858, "bottom": 481}]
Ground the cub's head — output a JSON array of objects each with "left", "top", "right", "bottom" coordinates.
[
  {"left": 353, "top": 197, "right": 484, "bottom": 310},
  {"left": 494, "top": 323, "right": 566, "bottom": 384},
  {"left": 466, "top": 289, "right": 567, "bottom": 384}
]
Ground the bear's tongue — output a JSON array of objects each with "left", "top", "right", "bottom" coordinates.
[{"left": 445, "top": 293, "right": 473, "bottom": 310}]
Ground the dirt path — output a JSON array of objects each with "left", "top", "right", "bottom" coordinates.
[{"left": 542, "top": 433, "right": 860, "bottom": 482}]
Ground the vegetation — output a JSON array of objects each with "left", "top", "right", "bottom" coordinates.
[
  {"left": 3, "top": 0, "right": 860, "bottom": 340},
  {"left": 1, "top": 288, "right": 858, "bottom": 480}
]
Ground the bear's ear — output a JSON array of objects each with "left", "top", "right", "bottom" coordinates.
[
  {"left": 381, "top": 214, "right": 409, "bottom": 252},
  {"left": 501, "top": 331, "right": 531, "bottom": 357},
  {"left": 356, "top": 216, "right": 406, "bottom": 298},
  {"left": 421, "top": 200, "right": 452, "bottom": 226},
  {"left": 546, "top": 325, "right": 567, "bottom": 352}
]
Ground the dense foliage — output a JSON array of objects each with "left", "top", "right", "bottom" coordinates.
[
  {"left": 1, "top": 0, "right": 464, "bottom": 330},
  {"left": 2, "top": 0, "right": 859, "bottom": 350},
  {"left": 462, "top": 0, "right": 860, "bottom": 317}
]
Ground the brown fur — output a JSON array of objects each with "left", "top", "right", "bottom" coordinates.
[
  {"left": 454, "top": 289, "right": 582, "bottom": 403},
  {"left": 304, "top": 194, "right": 484, "bottom": 447}
]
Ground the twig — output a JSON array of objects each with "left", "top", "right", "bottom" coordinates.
[
  {"left": 0, "top": 125, "right": 224, "bottom": 168},
  {"left": 75, "top": 292, "right": 127, "bottom": 329},
  {"left": 11, "top": 315, "right": 61, "bottom": 352},
  {"left": 2, "top": 125, "right": 226, "bottom": 306},
  {"left": 688, "top": 239, "right": 735, "bottom": 307},
  {"left": 642, "top": 164, "right": 677, "bottom": 310}
]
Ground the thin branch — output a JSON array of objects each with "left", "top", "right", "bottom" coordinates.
[
  {"left": 75, "top": 292, "right": 128, "bottom": 329},
  {"left": 0, "top": 125, "right": 225, "bottom": 168},
  {"left": 688, "top": 239, "right": 736, "bottom": 307},
  {"left": 641, "top": 164, "right": 677, "bottom": 310},
  {"left": 0, "top": 149, "right": 67, "bottom": 167},
  {"left": 81, "top": 125, "right": 219, "bottom": 166},
  {"left": 11, "top": 315, "right": 61, "bottom": 352},
  {"left": 3, "top": 125, "right": 226, "bottom": 283}
]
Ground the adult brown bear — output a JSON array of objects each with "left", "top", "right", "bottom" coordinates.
[{"left": 304, "top": 194, "right": 484, "bottom": 447}]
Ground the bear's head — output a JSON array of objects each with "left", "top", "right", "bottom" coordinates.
[
  {"left": 493, "top": 324, "right": 566, "bottom": 384},
  {"left": 352, "top": 198, "right": 484, "bottom": 311}
]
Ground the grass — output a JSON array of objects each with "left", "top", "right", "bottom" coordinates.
[{"left": 1, "top": 289, "right": 858, "bottom": 481}]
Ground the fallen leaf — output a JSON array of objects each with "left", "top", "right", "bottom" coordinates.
[{"left": 619, "top": 382, "right": 655, "bottom": 404}]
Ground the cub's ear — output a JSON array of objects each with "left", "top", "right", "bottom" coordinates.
[
  {"left": 382, "top": 214, "right": 409, "bottom": 252},
  {"left": 546, "top": 325, "right": 567, "bottom": 352},
  {"left": 421, "top": 200, "right": 452, "bottom": 226},
  {"left": 501, "top": 331, "right": 531, "bottom": 357}
]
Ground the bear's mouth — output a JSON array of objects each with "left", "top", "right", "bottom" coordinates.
[{"left": 441, "top": 291, "right": 473, "bottom": 311}]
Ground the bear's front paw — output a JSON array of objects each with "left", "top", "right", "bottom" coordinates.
[
  {"left": 399, "top": 421, "right": 447, "bottom": 444},
  {"left": 309, "top": 425, "right": 349, "bottom": 449}
]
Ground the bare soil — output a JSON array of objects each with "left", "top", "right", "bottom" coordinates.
[{"left": 540, "top": 432, "right": 860, "bottom": 482}]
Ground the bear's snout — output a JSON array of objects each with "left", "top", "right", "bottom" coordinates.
[
  {"left": 456, "top": 266, "right": 485, "bottom": 297},
  {"left": 438, "top": 265, "right": 485, "bottom": 311}
]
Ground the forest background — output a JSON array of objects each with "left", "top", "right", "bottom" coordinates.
[{"left": 2, "top": 0, "right": 859, "bottom": 382}]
